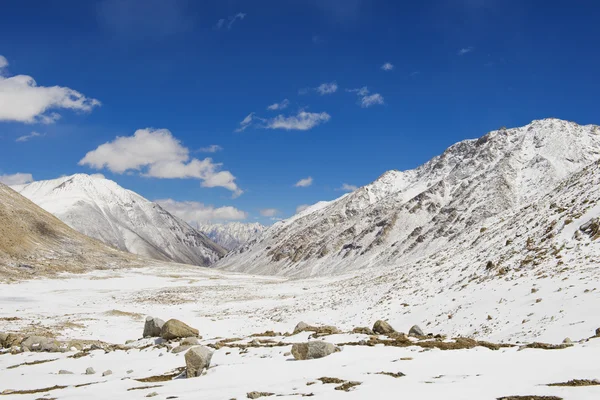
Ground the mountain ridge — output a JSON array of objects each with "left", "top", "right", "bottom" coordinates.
[{"left": 12, "top": 174, "right": 227, "bottom": 266}]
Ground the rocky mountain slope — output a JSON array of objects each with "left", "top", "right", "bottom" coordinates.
[
  {"left": 217, "top": 118, "right": 600, "bottom": 276},
  {"left": 0, "top": 183, "right": 137, "bottom": 280},
  {"left": 195, "top": 222, "right": 266, "bottom": 250},
  {"left": 13, "top": 174, "right": 226, "bottom": 266}
]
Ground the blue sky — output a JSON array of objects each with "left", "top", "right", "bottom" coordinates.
[{"left": 1, "top": 0, "right": 599, "bottom": 225}]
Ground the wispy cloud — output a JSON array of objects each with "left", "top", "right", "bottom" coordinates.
[
  {"left": 16, "top": 131, "right": 46, "bottom": 142},
  {"left": 361, "top": 93, "right": 384, "bottom": 108},
  {"left": 267, "top": 99, "right": 290, "bottom": 111},
  {"left": 294, "top": 176, "right": 313, "bottom": 187},
  {"left": 266, "top": 111, "right": 331, "bottom": 131},
  {"left": 198, "top": 144, "right": 223, "bottom": 153},
  {"left": 381, "top": 62, "right": 394, "bottom": 71},
  {"left": 79, "top": 128, "right": 242, "bottom": 197},
  {"left": 0, "top": 55, "right": 7, "bottom": 69},
  {"left": 347, "top": 86, "right": 384, "bottom": 108},
  {"left": 0, "top": 54, "right": 100, "bottom": 124},
  {"left": 316, "top": 82, "right": 338, "bottom": 95},
  {"left": 337, "top": 183, "right": 358, "bottom": 192},
  {"left": 216, "top": 12, "right": 246, "bottom": 30},
  {"left": 260, "top": 208, "right": 279, "bottom": 217},
  {"left": 0, "top": 173, "right": 34, "bottom": 186},
  {"left": 235, "top": 112, "right": 256, "bottom": 132},
  {"left": 458, "top": 46, "right": 474, "bottom": 55}
]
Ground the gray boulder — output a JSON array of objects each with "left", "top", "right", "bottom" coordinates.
[
  {"left": 408, "top": 325, "right": 425, "bottom": 337},
  {"left": 185, "top": 346, "right": 213, "bottom": 378},
  {"left": 0, "top": 332, "right": 7, "bottom": 347},
  {"left": 161, "top": 319, "right": 199, "bottom": 341},
  {"left": 172, "top": 345, "right": 192, "bottom": 354},
  {"left": 373, "top": 320, "right": 396, "bottom": 335},
  {"left": 293, "top": 322, "right": 311, "bottom": 334},
  {"left": 85, "top": 367, "right": 96, "bottom": 375},
  {"left": 102, "top": 370, "right": 113, "bottom": 376},
  {"left": 21, "top": 336, "right": 62, "bottom": 352},
  {"left": 59, "top": 370, "right": 74, "bottom": 375},
  {"left": 143, "top": 317, "right": 165, "bottom": 338},
  {"left": 291, "top": 341, "right": 340, "bottom": 360}
]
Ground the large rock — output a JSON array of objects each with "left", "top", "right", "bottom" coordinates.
[
  {"left": 408, "top": 325, "right": 425, "bottom": 337},
  {"left": 1, "top": 333, "right": 23, "bottom": 348},
  {"left": 161, "top": 319, "right": 199, "bottom": 341},
  {"left": 185, "top": 346, "right": 213, "bottom": 378},
  {"left": 143, "top": 317, "right": 165, "bottom": 338},
  {"left": 21, "top": 336, "right": 62, "bottom": 352},
  {"left": 293, "top": 322, "right": 311, "bottom": 334},
  {"left": 373, "top": 320, "right": 396, "bottom": 335},
  {"left": 291, "top": 341, "right": 340, "bottom": 360},
  {"left": 293, "top": 322, "right": 340, "bottom": 336}
]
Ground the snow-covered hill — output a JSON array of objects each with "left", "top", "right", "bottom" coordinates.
[
  {"left": 12, "top": 174, "right": 227, "bottom": 266},
  {"left": 0, "top": 182, "right": 137, "bottom": 279},
  {"left": 196, "top": 222, "right": 266, "bottom": 250},
  {"left": 217, "top": 118, "right": 600, "bottom": 276}
]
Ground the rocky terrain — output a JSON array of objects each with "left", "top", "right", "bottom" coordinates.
[
  {"left": 0, "top": 182, "right": 138, "bottom": 280},
  {"left": 13, "top": 174, "right": 227, "bottom": 266}
]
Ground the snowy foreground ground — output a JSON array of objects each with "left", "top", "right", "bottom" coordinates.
[{"left": 1, "top": 264, "right": 600, "bottom": 399}]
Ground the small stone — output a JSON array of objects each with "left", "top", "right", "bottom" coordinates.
[
  {"left": 408, "top": 325, "right": 425, "bottom": 337},
  {"left": 373, "top": 320, "right": 396, "bottom": 335},
  {"left": 85, "top": 367, "right": 96, "bottom": 375},
  {"left": 144, "top": 316, "right": 165, "bottom": 338},
  {"left": 352, "top": 327, "right": 374, "bottom": 335},
  {"left": 161, "top": 319, "right": 199, "bottom": 341},
  {"left": 127, "top": 370, "right": 134, "bottom": 374},
  {"left": 181, "top": 337, "right": 200, "bottom": 346},
  {"left": 59, "top": 370, "right": 74, "bottom": 375},
  {"left": 291, "top": 341, "right": 340, "bottom": 360},
  {"left": 185, "top": 346, "right": 213, "bottom": 378},
  {"left": 596, "top": 327, "right": 600, "bottom": 337},
  {"left": 102, "top": 370, "right": 113, "bottom": 376},
  {"left": 146, "top": 392, "right": 159, "bottom": 397},
  {"left": 293, "top": 322, "right": 311, "bottom": 334},
  {"left": 283, "top": 352, "right": 291, "bottom": 357},
  {"left": 563, "top": 337, "right": 572, "bottom": 344},
  {"left": 247, "top": 391, "right": 275, "bottom": 399}
]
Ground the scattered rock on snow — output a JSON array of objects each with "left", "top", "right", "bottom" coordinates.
[
  {"left": 293, "top": 321, "right": 340, "bottom": 336},
  {"left": 373, "top": 320, "right": 396, "bottom": 335},
  {"left": 146, "top": 392, "right": 159, "bottom": 397},
  {"left": 291, "top": 341, "right": 340, "bottom": 360},
  {"left": 409, "top": 325, "right": 425, "bottom": 337},
  {"left": 181, "top": 337, "right": 200, "bottom": 346},
  {"left": 144, "top": 316, "right": 165, "bottom": 338},
  {"left": 352, "top": 327, "right": 375, "bottom": 335},
  {"left": 172, "top": 345, "right": 192, "bottom": 354},
  {"left": 103, "top": 370, "right": 113, "bottom": 376},
  {"left": 185, "top": 346, "right": 213, "bottom": 378},
  {"left": 562, "top": 338, "right": 572, "bottom": 344},
  {"left": 59, "top": 370, "right": 74, "bottom": 374},
  {"left": 85, "top": 367, "right": 96, "bottom": 375},
  {"left": 161, "top": 319, "right": 199, "bottom": 341},
  {"left": 247, "top": 392, "right": 275, "bottom": 399}
]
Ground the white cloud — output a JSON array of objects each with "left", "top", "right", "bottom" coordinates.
[
  {"left": 0, "top": 56, "right": 101, "bottom": 124},
  {"left": 296, "top": 204, "right": 310, "bottom": 213},
  {"left": 381, "top": 62, "right": 394, "bottom": 71},
  {"left": 316, "top": 82, "right": 338, "bottom": 95},
  {"left": 235, "top": 112, "right": 255, "bottom": 132},
  {"left": 458, "top": 47, "right": 474, "bottom": 55},
  {"left": 266, "top": 111, "right": 330, "bottom": 131},
  {"left": 198, "top": 144, "right": 223, "bottom": 153},
  {"left": 0, "top": 173, "right": 34, "bottom": 185},
  {"left": 361, "top": 93, "right": 384, "bottom": 108},
  {"left": 0, "top": 55, "right": 7, "bottom": 69},
  {"left": 79, "top": 128, "right": 242, "bottom": 197},
  {"left": 216, "top": 12, "right": 246, "bottom": 30},
  {"left": 16, "top": 131, "right": 46, "bottom": 142},
  {"left": 156, "top": 199, "right": 247, "bottom": 224},
  {"left": 347, "top": 86, "right": 370, "bottom": 96},
  {"left": 337, "top": 183, "right": 358, "bottom": 192},
  {"left": 260, "top": 208, "right": 279, "bottom": 217},
  {"left": 267, "top": 99, "right": 290, "bottom": 111},
  {"left": 295, "top": 176, "right": 313, "bottom": 187}
]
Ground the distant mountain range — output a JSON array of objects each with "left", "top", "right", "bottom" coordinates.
[{"left": 194, "top": 222, "right": 267, "bottom": 251}]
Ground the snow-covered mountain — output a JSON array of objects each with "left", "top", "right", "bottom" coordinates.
[
  {"left": 195, "top": 222, "right": 267, "bottom": 250},
  {"left": 12, "top": 174, "right": 227, "bottom": 266},
  {"left": 217, "top": 118, "right": 600, "bottom": 276},
  {"left": 0, "top": 182, "right": 136, "bottom": 279}
]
